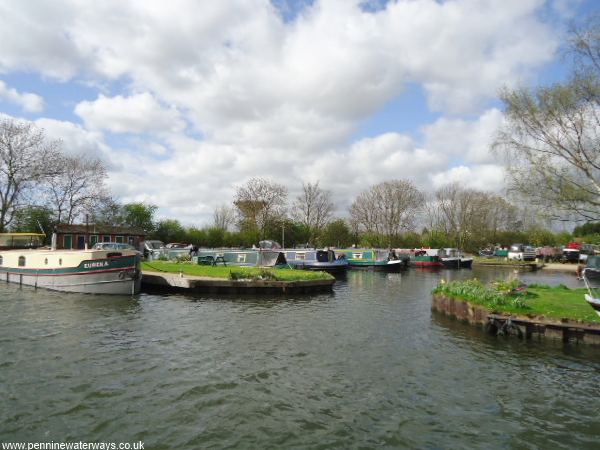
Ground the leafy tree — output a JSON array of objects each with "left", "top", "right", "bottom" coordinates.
[
  {"left": 11, "top": 206, "right": 53, "bottom": 240},
  {"left": 0, "top": 119, "right": 61, "bottom": 231},
  {"left": 122, "top": 202, "right": 157, "bottom": 232},
  {"left": 153, "top": 219, "right": 185, "bottom": 243},
  {"left": 496, "top": 16, "right": 600, "bottom": 221},
  {"left": 319, "top": 219, "right": 353, "bottom": 248},
  {"left": 573, "top": 221, "right": 600, "bottom": 236},
  {"left": 205, "top": 227, "right": 225, "bottom": 248},
  {"left": 185, "top": 227, "right": 208, "bottom": 246}
]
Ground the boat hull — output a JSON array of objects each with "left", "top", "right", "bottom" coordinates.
[
  {"left": 441, "top": 257, "right": 473, "bottom": 269},
  {"left": 347, "top": 259, "right": 406, "bottom": 272},
  {"left": 1, "top": 269, "right": 141, "bottom": 295},
  {"left": 289, "top": 260, "right": 349, "bottom": 273}
]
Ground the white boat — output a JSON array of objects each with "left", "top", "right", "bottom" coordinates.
[
  {"left": 0, "top": 233, "right": 141, "bottom": 295},
  {"left": 582, "top": 268, "right": 600, "bottom": 316}
]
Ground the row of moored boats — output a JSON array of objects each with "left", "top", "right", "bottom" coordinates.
[{"left": 191, "top": 246, "right": 473, "bottom": 273}]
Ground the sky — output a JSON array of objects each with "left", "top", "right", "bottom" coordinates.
[{"left": 0, "top": 0, "right": 597, "bottom": 226}]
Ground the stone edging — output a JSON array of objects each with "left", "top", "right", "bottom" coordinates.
[{"left": 432, "top": 294, "right": 600, "bottom": 345}]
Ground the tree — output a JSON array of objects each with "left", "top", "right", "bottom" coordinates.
[
  {"left": 90, "top": 196, "right": 124, "bottom": 226},
  {"left": 122, "top": 202, "right": 157, "bottom": 232},
  {"left": 349, "top": 180, "right": 424, "bottom": 245},
  {"left": 291, "top": 181, "right": 334, "bottom": 242},
  {"left": 153, "top": 219, "right": 185, "bottom": 243},
  {"left": 496, "top": 16, "right": 600, "bottom": 222},
  {"left": 11, "top": 205, "right": 53, "bottom": 237},
  {"left": 431, "top": 183, "right": 518, "bottom": 251},
  {"left": 233, "top": 177, "right": 287, "bottom": 237},
  {"left": 212, "top": 204, "right": 235, "bottom": 231},
  {"left": 45, "top": 154, "right": 108, "bottom": 224},
  {"left": 319, "top": 219, "right": 353, "bottom": 248},
  {"left": 0, "top": 119, "right": 61, "bottom": 232}
]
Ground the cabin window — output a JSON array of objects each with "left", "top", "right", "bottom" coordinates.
[
  {"left": 128, "top": 237, "right": 135, "bottom": 246},
  {"left": 115, "top": 236, "right": 124, "bottom": 243},
  {"left": 297, "top": 253, "right": 305, "bottom": 260},
  {"left": 63, "top": 235, "right": 72, "bottom": 249},
  {"left": 237, "top": 254, "right": 246, "bottom": 263},
  {"left": 59, "top": 258, "right": 62, "bottom": 266},
  {"left": 102, "top": 235, "right": 111, "bottom": 242},
  {"left": 44, "top": 258, "right": 48, "bottom": 265},
  {"left": 90, "top": 235, "right": 98, "bottom": 246},
  {"left": 352, "top": 253, "right": 362, "bottom": 259},
  {"left": 18, "top": 256, "right": 26, "bottom": 267},
  {"left": 0, "top": 255, "right": 2, "bottom": 266}
]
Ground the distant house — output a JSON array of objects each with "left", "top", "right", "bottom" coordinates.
[{"left": 53, "top": 224, "right": 147, "bottom": 250}]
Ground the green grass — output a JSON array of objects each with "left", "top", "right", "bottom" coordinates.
[
  {"left": 141, "top": 261, "right": 334, "bottom": 282},
  {"left": 433, "top": 279, "right": 600, "bottom": 323}
]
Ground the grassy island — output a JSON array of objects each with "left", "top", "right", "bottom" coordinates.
[
  {"left": 141, "top": 260, "right": 334, "bottom": 282},
  {"left": 433, "top": 279, "right": 600, "bottom": 324},
  {"left": 472, "top": 256, "right": 542, "bottom": 268}
]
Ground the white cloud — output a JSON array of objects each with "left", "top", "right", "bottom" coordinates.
[
  {"left": 0, "top": 80, "right": 44, "bottom": 112},
  {"left": 430, "top": 164, "right": 506, "bottom": 192},
  {"left": 0, "top": 0, "right": 567, "bottom": 225},
  {"left": 75, "top": 93, "right": 185, "bottom": 134},
  {"left": 422, "top": 108, "right": 505, "bottom": 165}
]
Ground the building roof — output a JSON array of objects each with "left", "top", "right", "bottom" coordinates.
[{"left": 54, "top": 223, "right": 147, "bottom": 236}]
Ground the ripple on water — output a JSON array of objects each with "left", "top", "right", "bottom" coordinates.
[{"left": 1, "top": 269, "right": 600, "bottom": 448}]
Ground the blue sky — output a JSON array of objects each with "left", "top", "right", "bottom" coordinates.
[{"left": 0, "top": 0, "right": 596, "bottom": 225}]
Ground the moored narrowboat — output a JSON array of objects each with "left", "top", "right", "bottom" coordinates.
[
  {"left": 334, "top": 249, "right": 408, "bottom": 271},
  {"left": 396, "top": 249, "right": 443, "bottom": 268},
  {"left": 439, "top": 248, "right": 473, "bottom": 269},
  {"left": 283, "top": 249, "right": 348, "bottom": 273}
]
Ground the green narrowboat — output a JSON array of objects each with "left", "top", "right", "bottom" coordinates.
[{"left": 334, "top": 249, "right": 408, "bottom": 271}]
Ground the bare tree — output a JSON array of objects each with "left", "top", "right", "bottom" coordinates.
[
  {"left": 213, "top": 204, "right": 235, "bottom": 231},
  {"left": 350, "top": 180, "right": 424, "bottom": 244},
  {"left": 433, "top": 183, "right": 519, "bottom": 248},
  {"left": 233, "top": 177, "right": 287, "bottom": 237},
  {"left": 291, "top": 181, "right": 334, "bottom": 239},
  {"left": 0, "top": 119, "right": 61, "bottom": 232},
  {"left": 496, "top": 16, "right": 600, "bottom": 221},
  {"left": 45, "top": 154, "right": 109, "bottom": 224}
]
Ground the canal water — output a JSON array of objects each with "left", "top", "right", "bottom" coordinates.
[{"left": 1, "top": 268, "right": 599, "bottom": 449}]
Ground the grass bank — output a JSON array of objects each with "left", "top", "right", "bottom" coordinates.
[
  {"left": 433, "top": 279, "right": 600, "bottom": 323},
  {"left": 142, "top": 261, "right": 334, "bottom": 282}
]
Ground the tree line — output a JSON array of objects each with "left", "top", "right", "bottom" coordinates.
[{"left": 0, "top": 118, "right": 590, "bottom": 252}]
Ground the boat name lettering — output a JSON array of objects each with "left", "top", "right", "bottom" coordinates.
[{"left": 83, "top": 261, "right": 110, "bottom": 269}]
